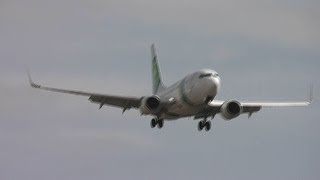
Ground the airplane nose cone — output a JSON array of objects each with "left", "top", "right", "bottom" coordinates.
[
  {"left": 214, "top": 77, "right": 221, "bottom": 91},
  {"left": 207, "top": 76, "right": 220, "bottom": 97}
]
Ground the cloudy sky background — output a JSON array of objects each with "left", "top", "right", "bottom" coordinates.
[{"left": 1, "top": 0, "right": 319, "bottom": 179}]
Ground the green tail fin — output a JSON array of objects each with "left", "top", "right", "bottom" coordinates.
[{"left": 151, "top": 44, "right": 165, "bottom": 94}]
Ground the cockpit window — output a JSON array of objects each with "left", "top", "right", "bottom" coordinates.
[
  {"left": 199, "top": 73, "right": 218, "bottom": 79},
  {"left": 199, "top": 73, "right": 212, "bottom": 78}
]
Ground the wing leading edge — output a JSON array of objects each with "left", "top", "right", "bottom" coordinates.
[{"left": 27, "top": 71, "right": 142, "bottom": 111}]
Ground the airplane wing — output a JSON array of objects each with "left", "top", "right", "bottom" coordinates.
[
  {"left": 209, "top": 100, "right": 311, "bottom": 107},
  {"left": 195, "top": 89, "right": 312, "bottom": 119},
  {"left": 28, "top": 72, "right": 142, "bottom": 111}
]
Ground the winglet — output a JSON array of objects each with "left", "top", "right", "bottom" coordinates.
[
  {"left": 309, "top": 84, "right": 314, "bottom": 104},
  {"left": 27, "top": 69, "right": 41, "bottom": 88}
]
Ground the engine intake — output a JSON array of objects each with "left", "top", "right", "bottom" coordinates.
[
  {"left": 220, "top": 100, "right": 243, "bottom": 120},
  {"left": 146, "top": 96, "right": 160, "bottom": 110},
  {"left": 140, "top": 96, "right": 161, "bottom": 115}
]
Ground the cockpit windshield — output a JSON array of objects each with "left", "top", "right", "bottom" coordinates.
[{"left": 199, "top": 73, "right": 219, "bottom": 79}]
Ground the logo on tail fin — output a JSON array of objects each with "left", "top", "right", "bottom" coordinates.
[
  {"left": 152, "top": 58, "right": 161, "bottom": 93},
  {"left": 151, "top": 44, "right": 165, "bottom": 94}
]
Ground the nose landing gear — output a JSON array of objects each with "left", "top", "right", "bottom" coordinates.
[
  {"left": 198, "top": 119, "right": 211, "bottom": 131},
  {"left": 150, "top": 118, "right": 164, "bottom": 129}
]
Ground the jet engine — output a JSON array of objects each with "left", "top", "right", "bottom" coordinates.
[
  {"left": 139, "top": 96, "right": 162, "bottom": 115},
  {"left": 220, "top": 100, "right": 243, "bottom": 120}
]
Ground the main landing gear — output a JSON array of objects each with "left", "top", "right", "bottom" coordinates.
[
  {"left": 198, "top": 119, "right": 211, "bottom": 131},
  {"left": 150, "top": 118, "right": 164, "bottom": 129}
]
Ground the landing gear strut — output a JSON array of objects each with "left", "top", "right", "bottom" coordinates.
[
  {"left": 198, "top": 119, "right": 211, "bottom": 131},
  {"left": 150, "top": 118, "right": 164, "bottom": 129}
]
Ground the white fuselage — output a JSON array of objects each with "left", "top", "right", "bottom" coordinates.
[{"left": 157, "top": 69, "right": 221, "bottom": 120}]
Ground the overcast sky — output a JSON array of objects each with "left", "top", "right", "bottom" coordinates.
[{"left": 0, "top": 0, "right": 319, "bottom": 179}]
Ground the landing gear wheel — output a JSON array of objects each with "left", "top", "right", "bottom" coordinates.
[
  {"left": 157, "top": 119, "right": 164, "bottom": 129},
  {"left": 150, "top": 118, "right": 157, "bottom": 128},
  {"left": 198, "top": 121, "right": 204, "bottom": 131},
  {"left": 204, "top": 121, "right": 211, "bottom": 131}
]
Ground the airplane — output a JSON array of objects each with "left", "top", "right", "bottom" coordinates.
[{"left": 28, "top": 44, "right": 313, "bottom": 131}]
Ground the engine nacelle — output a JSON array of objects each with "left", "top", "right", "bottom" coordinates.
[
  {"left": 139, "top": 96, "right": 162, "bottom": 115},
  {"left": 220, "top": 100, "right": 243, "bottom": 120}
]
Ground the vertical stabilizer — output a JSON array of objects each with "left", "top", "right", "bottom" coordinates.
[{"left": 151, "top": 44, "right": 166, "bottom": 94}]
